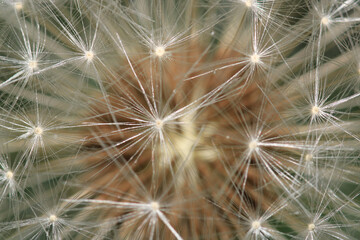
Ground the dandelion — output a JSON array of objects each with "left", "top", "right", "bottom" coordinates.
[{"left": 0, "top": 0, "right": 359, "bottom": 239}]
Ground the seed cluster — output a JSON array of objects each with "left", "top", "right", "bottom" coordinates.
[{"left": 0, "top": 1, "right": 359, "bottom": 240}]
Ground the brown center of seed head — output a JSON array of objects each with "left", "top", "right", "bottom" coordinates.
[{"left": 81, "top": 43, "right": 285, "bottom": 238}]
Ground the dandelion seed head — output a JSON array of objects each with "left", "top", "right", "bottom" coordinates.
[
  {"left": 5, "top": 171, "right": 13, "bottom": 180},
  {"left": 308, "top": 223, "right": 315, "bottom": 231},
  {"left": 1, "top": 1, "right": 359, "bottom": 239},
  {"left": 154, "top": 46, "right": 166, "bottom": 57},
  {"left": 49, "top": 214, "right": 58, "bottom": 222},
  {"left": 84, "top": 51, "right": 94, "bottom": 61},
  {"left": 250, "top": 53, "right": 260, "bottom": 64},
  {"left": 251, "top": 220, "right": 261, "bottom": 229}
]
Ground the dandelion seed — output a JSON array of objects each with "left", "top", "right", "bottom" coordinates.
[
  {"left": 149, "top": 201, "right": 160, "bottom": 211},
  {"left": 154, "top": 119, "right": 164, "bottom": 130},
  {"left": 33, "top": 126, "right": 43, "bottom": 136},
  {"left": 305, "top": 154, "right": 313, "bottom": 162},
  {"left": 5, "top": 171, "right": 13, "bottom": 180},
  {"left": 154, "top": 46, "right": 166, "bottom": 57},
  {"left": 251, "top": 220, "right": 261, "bottom": 229},
  {"left": 321, "top": 16, "right": 330, "bottom": 26},
  {"left": 311, "top": 105, "right": 321, "bottom": 116},
  {"left": 308, "top": 223, "right": 315, "bottom": 231},
  {"left": 49, "top": 214, "right": 58, "bottom": 222},
  {"left": 243, "top": 0, "right": 253, "bottom": 8},
  {"left": 14, "top": 2, "right": 23, "bottom": 11},
  {"left": 84, "top": 50, "right": 94, "bottom": 61},
  {"left": 250, "top": 53, "right": 260, "bottom": 64},
  {"left": 27, "top": 60, "right": 38, "bottom": 70},
  {"left": 248, "top": 139, "right": 258, "bottom": 151}
]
